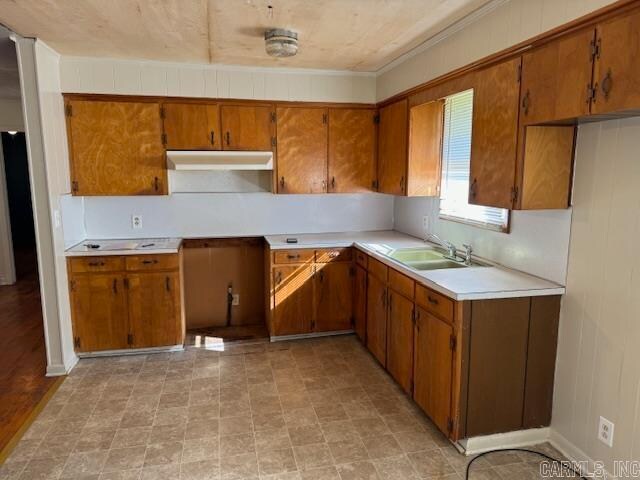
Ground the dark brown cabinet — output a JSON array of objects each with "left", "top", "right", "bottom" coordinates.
[
  {"left": 220, "top": 105, "right": 274, "bottom": 151},
  {"left": 162, "top": 103, "right": 221, "bottom": 150},
  {"left": 386, "top": 289, "right": 414, "bottom": 394},
  {"left": 377, "top": 99, "right": 408, "bottom": 195}
]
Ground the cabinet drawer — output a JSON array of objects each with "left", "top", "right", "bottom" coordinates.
[
  {"left": 416, "top": 285, "right": 454, "bottom": 322},
  {"left": 368, "top": 257, "right": 388, "bottom": 282},
  {"left": 315, "top": 248, "right": 352, "bottom": 263},
  {"left": 125, "top": 254, "right": 179, "bottom": 271},
  {"left": 69, "top": 256, "right": 124, "bottom": 273},
  {"left": 355, "top": 249, "right": 368, "bottom": 268},
  {"left": 273, "top": 249, "right": 315, "bottom": 264},
  {"left": 389, "top": 269, "right": 414, "bottom": 300}
]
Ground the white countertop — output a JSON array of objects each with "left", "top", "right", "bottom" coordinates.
[
  {"left": 65, "top": 238, "right": 182, "bottom": 257},
  {"left": 265, "top": 230, "right": 565, "bottom": 301}
]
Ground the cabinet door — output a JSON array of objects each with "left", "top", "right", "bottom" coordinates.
[
  {"left": 366, "top": 273, "right": 387, "bottom": 366},
  {"left": 353, "top": 265, "right": 367, "bottom": 343},
  {"left": 413, "top": 308, "right": 454, "bottom": 436},
  {"left": 469, "top": 57, "right": 521, "bottom": 209},
  {"left": 315, "top": 262, "right": 353, "bottom": 332},
  {"left": 70, "top": 274, "right": 128, "bottom": 352},
  {"left": 272, "top": 265, "right": 314, "bottom": 335},
  {"left": 276, "top": 107, "right": 328, "bottom": 194},
  {"left": 408, "top": 100, "right": 444, "bottom": 197},
  {"left": 520, "top": 28, "right": 595, "bottom": 125},
  {"left": 127, "top": 272, "right": 182, "bottom": 348},
  {"left": 163, "top": 103, "right": 220, "bottom": 150},
  {"left": 592, "top": 9, "right": 640, "bottom": 114},
  {"left": 67, "top": 100, "right": 166, "bottom": 195},
  {"left": 221, "top": 105, "right": 274, "bottom": 151},
  {"left": 386, "top": 290, "right": 414, "bottom": 394},
  {"left": 328, "top": 108, "right": 376, "bottom": 192},
  {"left": 377, "top": 99, "right": 408, "bottom": 195}
]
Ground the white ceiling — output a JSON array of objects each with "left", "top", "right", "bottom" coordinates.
[
  {"left": 0, "top": 0, "right": 491, "bottom": 72},
  {"left": 0, "top": 25, "right": 20, "bottom": 99}
]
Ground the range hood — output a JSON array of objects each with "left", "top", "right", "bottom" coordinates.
[{"left": 166, "top": 150, "right": 273, "bottom": 171}]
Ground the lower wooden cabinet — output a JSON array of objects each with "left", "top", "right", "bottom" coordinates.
[
  {"left": 68, "top": 253, "right": 184, "bottom": 353},
  {"left": 353, "top": 265, "right": 367, "bottom": 343},
  {"left": 366, "top": 272, "right": 387, "bottom": 366},
  {"left": 386, "top": 290, "right": 414, "bottom": 394},
  {"left": 413, "top": 308, "right": 455, "bottom": 436},
  {"left": 267, "top": 248, "right": 355, "bottom": 337}
]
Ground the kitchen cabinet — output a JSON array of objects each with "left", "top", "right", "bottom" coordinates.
[
  {"left": 592, "top": 8, "right": 640, "bottom": 114},
  {"left": 469, "top": 57, "right": 521, "bottom": 209},
  {"left": 67, "top": 253, "right": 184, "bottom": 353},
  {"left": 520, "top": 28, "right": 596, "bottom": 125},
  {"left": 127, "top": 272, "right": 182, "bottom": 348},
  {"left": 272, "top": 265, "right": 315, "bottom": 335},
  {"left": 377, "top": 99, "right": 408, "bottom": 195},
  {"left": 353, "top": 264, "right": 367, "bottom": 343},
  {"left": 366, "top": 272, "right": 387, "bottom": 366},
  {"left": 315, "top": 262, "right": 353, "bottom": 332},
  {"left": 408, "top": 100, "right": 444, "bottom": 196},
  {"left": 328, "top": 108, "right": 377, "bottom": 192},
  {"left": 386, "top": 289, "right": 414, "bottom": 394},
  {"left": 162, "top": 103, "right": 221, "bottom": 150},
  {"left": 69, "top": 273, "right": 128, "bottom": 352},
  {"left": 276, "top": 107, "right": 328, "bottom": 194},
  {"left": 66, "top": 99, "right": 166, "bottom": 196},
  {"left": 221, "top": 105, "right": 275, "bottom": 151}
]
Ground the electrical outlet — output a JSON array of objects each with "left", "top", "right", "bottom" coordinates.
[
  {"left": 232, "top": 294, "right": 240, "bottom": 306},
  {"left": 131, "top": 215, "right": 143, "bottom": 230},
  {"left": 423, "top": 215, "right": 430, "bottom": 235},
  {"left": 598, "top": 416, "right": 614, "bottom": 447}
]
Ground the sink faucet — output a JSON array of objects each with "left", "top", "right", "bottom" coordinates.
[
  {"left": 425, "top": 232, "right": 458, "bottom": 260},
  {"left": 462, "top": 244, "right": 473, "bottom": 266}
]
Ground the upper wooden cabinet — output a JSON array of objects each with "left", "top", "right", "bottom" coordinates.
[
  {"left": 328, "top": 108, "right": 376, "bottom": 193},
  {"left": 520, "top": 28, "right": 596, "bottom": 125},
  {"left": 162, "top": 103, "right": 221, "bottom": 150},
  {"left": 592, "top": 8, "right": 640, "bottom": 115},
  {"left": 66, "top": 99, "right": 166, "bottom": 196},
  {"left": 469, "top": 58, "right": 521, "bottom": 209},
  {"left": 377, "top": 99, "right": 408, "bottom": 195},
  {"left": 276, "top": 107, "right": 328, "bottom": 194},
  {"left": 408, "top": 100, "right": 444, "bottom": 197},
  {"left": 220, "top": 105, "right": 275, "bottom": 151}
]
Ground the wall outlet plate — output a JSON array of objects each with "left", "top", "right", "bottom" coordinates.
[
  {"left": 598, "top": 416, "right": 614, "bottom": 447},
  {"left": 131, "top": 215, "right": 143, "bottom": 229}
]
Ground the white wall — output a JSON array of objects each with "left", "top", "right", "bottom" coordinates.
[
  {"left": 393, "top": 197, "right": 571, "bottom": 284},
  {"left": 550, "top": 118, "right": 640, "bottom": 471},
  {"left": 60, "top": 56, "right": 376, "bottom": 103},
  {"left": 377, "top": 0, "right": 613, "bottom": 101},
  {"left": 0, "top": 97, "right": 23, "bottom": 131},
  {"left": 78, "top": 193, "right": 393, "bottom": 240}
]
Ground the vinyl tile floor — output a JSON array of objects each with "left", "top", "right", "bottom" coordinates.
[{"left": 1, "top": 335, "right": 567, "bottom": 480}]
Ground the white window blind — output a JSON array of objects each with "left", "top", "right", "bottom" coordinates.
[{"left": 439, "top": 89, "right": 509, "bottom": 231}]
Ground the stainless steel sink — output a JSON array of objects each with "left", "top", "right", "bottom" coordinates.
[{"left": 385, "top": 247, "right": 484, "bottom": 271}]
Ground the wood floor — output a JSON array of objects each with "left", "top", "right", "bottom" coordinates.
[{"left": 0, "top": 250, "right": 57, "bottom": 456}]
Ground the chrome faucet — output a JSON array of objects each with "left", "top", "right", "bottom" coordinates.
[
  {"left": 425, "top": 232, "right": 458, "bottom": 260},
  {"left": 462, "top": 243, "right": 473, "bottom": 266}
]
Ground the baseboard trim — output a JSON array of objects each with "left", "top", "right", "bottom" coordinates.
[
  {"left": 549, "top": 429, "right": 615, "bottom": 479},
  {"left": 457, "top": 427, "right": 551, "bottom": 455},
  {"left": 45, "top": 363, "right": 68, "bottom": 376},
  {"left": 270, "top": 330, "right": 354, "bottom": 342},
  {"left": 76, "top": 344, "right": 184, "bottom": 358}
]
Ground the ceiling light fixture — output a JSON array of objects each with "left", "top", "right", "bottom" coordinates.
[
  {"left": 7, "top": 131, "right": 17, "bottom": 135},
  {"left": 264, "top": 29, "right": 298, "bottom": 58}
]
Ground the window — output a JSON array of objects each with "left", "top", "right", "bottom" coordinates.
[{"left": 439, "top": 89, "right": 509, "bottom": 231}]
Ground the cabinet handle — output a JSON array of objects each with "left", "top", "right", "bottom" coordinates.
[
  {"left": 319, "top": 271, "right": 324, "bottom": 282},
  {"left": 210, "top": 131, "right": 215, "bottom": 145},
  {"left": 142, "top": 259, "right": 158, "bottom": 265},
  {"left": 225, "top": 131, "right": 231, "bottom": 146},
  {"left": 88, "top": 261, "right": 105, "bottom": 267},
  {"left": 280, "top": 177, "right": 285, "bottom": 190},
  {"left": 112, "top": 279, "right": 118, "bottom": 294},
  {"left": 322, "top": 180, "right": 326, "bottom": 191},
  {"left": 276, "top": 271, "right": 283, "bottom": 285},
  {"left": 427, "top": 295, "right": 439, "bottom": 305},
  {"left": 601, "top": 69, "right": 613, "bottom": 100},
  {"left": 400, "top": 176, "right": 405, "bottom": 192},
  {"left": 165, "top": 276, "right": 171, "bottom": 292},
  {"left": 287, "top": 254, "right": 300, "bottom": 260},
  {"left": 470, "top": 178, "right": 478, "bottom": 199},
  {"left": 153, "top": 176, "right": 160, "bottom": 192},
  {"left": 331, "top": 177, "right": 336, "bottom": 190},
  {"left": 521, "top": 89, "right": 530, "bottom": 115}
]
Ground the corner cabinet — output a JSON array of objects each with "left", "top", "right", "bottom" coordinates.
[
  {"left": 66, "top": 99, "right": 167, "bottom": 196},
  {"left": 67, "top": 253, "right": 185, "bottom": 353},
  {"left": 377, "top": 99, "right": 408, "bottom": 195}
]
